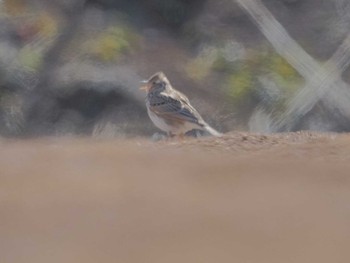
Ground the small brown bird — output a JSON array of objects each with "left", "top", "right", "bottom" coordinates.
[{"left": 140, "top": 72, "right": 222, "bottom": 137}]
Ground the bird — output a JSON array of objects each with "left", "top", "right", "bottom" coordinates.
[{"left": 140, "top": 72, "right": 222, "bottom": 137}]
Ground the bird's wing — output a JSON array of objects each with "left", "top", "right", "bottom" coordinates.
[{"left": 148, "top": 90, "right": 204, "bottom": 126}]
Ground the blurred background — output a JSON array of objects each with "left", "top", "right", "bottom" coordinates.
[{"left": 1, "top": 0, "right": 350, "bottom": 137}]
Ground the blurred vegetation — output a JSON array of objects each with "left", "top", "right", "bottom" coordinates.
[
  {"left": 18, "top": 46, "right": 42, "bottom": 70},
  {"left": 0, "top": 0, "right": 349, "bottom": 136},
  {"left": 186, "top": 42, "right": 302, "bottom": 115},
  {"left": 83, "top": 25, "right": 138, "bottom": 62},
  {"left": 226, "top": 65, "right": 254, "bottom": 102},
  {"left": 225, "top": 49, "right": 302, "bottom": 102}
]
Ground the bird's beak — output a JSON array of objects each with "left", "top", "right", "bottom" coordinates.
[{"left": 139, "top": 80, "right": 149, "bottom": 91}]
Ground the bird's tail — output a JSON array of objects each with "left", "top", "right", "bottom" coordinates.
[{"left": 203, "top": 124, "right": 223, "bottom": 137}]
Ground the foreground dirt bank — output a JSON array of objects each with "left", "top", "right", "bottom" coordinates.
[{"left": 1, "top": 132, "right": 350, "bottom": 263}]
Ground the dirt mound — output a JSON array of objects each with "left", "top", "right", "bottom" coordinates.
[
  {"left": 158, "top": 131, "right": 345, "bottom": 159},
  {"left": 1, "top": 132, "right": 350, "bottom": 263}
]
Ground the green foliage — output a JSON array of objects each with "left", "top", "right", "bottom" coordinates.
[
  {"left": 212, "top": 55, "right": 236, "bottom": 73},
  {"left": 186, "top": 42, "right": 244, "bottom": 81},
  {"left": 35, "top": 12, "right": 58, "bottom": 38},
  {"left": 226, "top": 66, "right": 254, "bottom": 102},
  {"left": 186, "top": 46, "right": 218, "bottom": 81},
  {"left": 186, "top": 56, "right": 213, "bottom": 81},
  {"left": 224, "top": 48, "right": 302, "bottom": 107},
  {"left": 265, "top": 52, "right": 302, "bottom": 95},
  {"left": 85, "top": 25, "right": 138, "bottom": 62},
  {"left": 269, "top": 55, "right": 297, "bottom": 79},
  {"left": 18, "top": 46, "right": 42, "bottom": 71}
]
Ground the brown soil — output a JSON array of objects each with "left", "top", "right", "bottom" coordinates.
[{"left": 1, "top": 131, "right": 350, "bottom": 263}]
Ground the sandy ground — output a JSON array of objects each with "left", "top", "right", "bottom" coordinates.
[{"left": 1, "top": 131, "right": 350, "bottom": 263}]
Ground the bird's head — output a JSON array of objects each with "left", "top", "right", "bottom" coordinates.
[{"left": 140, "top": 71, "right": 169, "bottom": 92}]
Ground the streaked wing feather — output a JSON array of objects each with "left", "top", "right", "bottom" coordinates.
[{"left": 149, "top": 94, "right": 203, "bottom": 125}]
